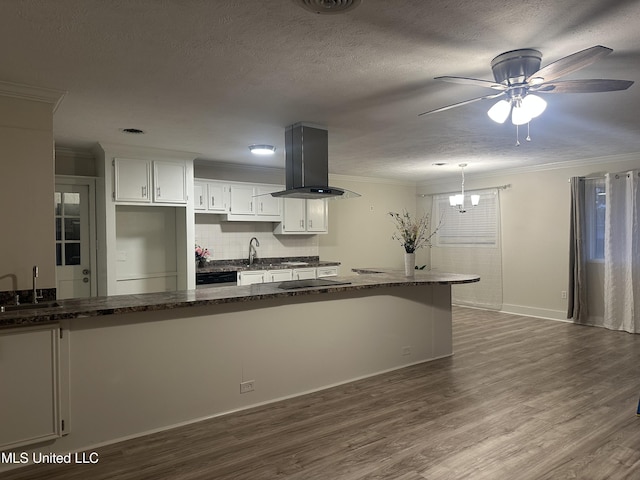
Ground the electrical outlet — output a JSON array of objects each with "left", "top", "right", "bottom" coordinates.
[
  {"left": 401, "top": 346, "right": 411, "bottom": 356},
  {"left": 240, "top": 380, "right": 255, "bottom": 394},
  {"left": 561, "top": 291, "right": 567, "bottom": 299}
]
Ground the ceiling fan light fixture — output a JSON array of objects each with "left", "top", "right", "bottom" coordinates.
[
  {"left": 487, "top": 99, "right": 511, "bottom": 123},
  {"left": 511, "top": 103, "right": 532, "bottom": 125},
  {"left": 521, "top": 94, "right": 547, "bottom": 119}
]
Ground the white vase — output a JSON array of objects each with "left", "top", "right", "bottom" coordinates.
[{"left": 404, "top": 252, "right": 416, "bottom": 276}]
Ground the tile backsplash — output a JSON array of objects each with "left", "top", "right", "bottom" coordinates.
[{"left": 195, "top": 215, "right": 318, "bottom": 261}]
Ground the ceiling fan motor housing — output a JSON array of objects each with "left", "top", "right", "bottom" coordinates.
[{"left": 491, "top": 49, "right": 542, "bottom": 85}]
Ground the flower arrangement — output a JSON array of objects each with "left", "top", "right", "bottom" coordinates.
[
  {"left": 195, "top": 244, "right": 210, "bottom": 265},
  {"left": 389, "top": 210, "right": 441, "bottom": 253}
]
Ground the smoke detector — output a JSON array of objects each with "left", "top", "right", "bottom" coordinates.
[{"left": 294, "top": 0, "right": 362, "bottom": 15}]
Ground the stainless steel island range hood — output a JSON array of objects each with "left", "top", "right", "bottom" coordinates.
[{"left": 271, "top": 123, "right": 360, "bottom": 199}]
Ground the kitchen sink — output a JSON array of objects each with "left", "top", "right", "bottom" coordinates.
[{"left": 0, "top": 301, "right": 61, "bottom": 313}]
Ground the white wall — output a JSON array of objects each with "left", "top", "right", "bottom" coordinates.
[
  {"left": 0, "top": 95, "right": 57, "bottom": 292},
  {"left": 319, "top": 175, "right": 419, "bottom": 276},
  {"left": 418, "top": 153, "right": 640, "bottom": 320}
]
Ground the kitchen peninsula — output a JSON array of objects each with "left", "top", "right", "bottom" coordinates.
[{"left": 0, "top": 271, "right": 478, "bottom": 465}]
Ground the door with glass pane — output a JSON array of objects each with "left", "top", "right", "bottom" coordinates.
[{"left": 55, "top": 184, "right": 93, "bottom": 299}]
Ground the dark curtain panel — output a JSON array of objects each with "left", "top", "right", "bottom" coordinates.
[{"left": 567, "top": 177, "right": 587, "bottom": 321}]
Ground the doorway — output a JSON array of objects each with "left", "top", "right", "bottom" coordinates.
[{"left": 54, "top": 177, "right": 97, "bottom": 299}]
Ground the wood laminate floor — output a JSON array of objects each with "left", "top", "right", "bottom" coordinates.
[{"left": 5, "top": 307, "right": 640, "bottom": 479}]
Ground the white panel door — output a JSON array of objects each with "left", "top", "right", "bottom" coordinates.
[{"left": 55, "top": 183, "right": 93, "bottom": 299}]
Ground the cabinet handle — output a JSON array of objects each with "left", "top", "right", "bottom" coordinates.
[
  {"left": 309, "top": 219, "right": 313, "bottom": 228},
  {"left": 250, "top": 201, "right": 253, "bottom": 212},
  {"left": 300, "top": 219, "right": 304, "bottom": 228},
  {"left": 211, "top": 197, "right": 215, "bottom": 206},
  {"left": 157, "top": 187, "right": 161, "bottom": 198},
  {"left": 142, "top": 186, "right": 146, "bottom": 197},
  {"left": 260, "top": 202, "right": 263, "bottom": 212}
]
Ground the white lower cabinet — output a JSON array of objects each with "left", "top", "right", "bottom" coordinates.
[
  {"left": 317, "top": 266, "right": 339, "bottom": 277},
  {"left": 237, "top": 270, "right": 266, "bottom": 286},
  {"left": 292, "top": 267, "right": 316, "bottom": 280},
  {"left": 238, "top": 266, "right": 339, "bottom": 285},
  {"left": 0, "top": 325, "right": 69, "bottom": 450},
  {"left": 266, "top": 269, "right": 293, "bottom": 282}
]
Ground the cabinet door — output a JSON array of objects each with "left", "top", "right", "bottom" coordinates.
[
  {"left": 281, "top": 198, "right": 306, "bottom": 232},
  {"left": 194, "top": 182, "right": 206, "bottom": 210},
  {"left": 207, "top": 182, "right": 229, "bottom": 213},
  {"left": 317, "top": 266, "right": 339, "bottom": 277},
  {"left": 154, "top": 161, "right": 187, "bottom": 203},
  {"left": 0, "top": 326, "right": 63, "bottom": 450},
  {"left": 229, "top": 185, "right": 255, "bottom": 215},
  {"left": 293, "top": 267, "right": 316, "bottom": 280},
  {"left": 266, "top": 269, "right": 293, "bottom": 282},
  {"left": 306, "top": 199, "right": 328, "bottom": 232},
  {"left": 256, "top": 186, "right": 282, "bottom": 216},
  {"left": 238, "top": 270, "right": 266, "bottom": 285},
  {"left": 114, "top": 158, "right": 151, "bottom": 202}
]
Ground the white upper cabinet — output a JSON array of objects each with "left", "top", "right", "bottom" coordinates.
[
  {"left": 194, "top": 181, "right": 206, "bottom": 210},
  {"left": 256, "top": 186, "right": 282, "bottom": 216},
  {"left": 274, "top": 198, "right": 328, "bottom": 235},
  {"left": 207, "top": 182, "right": 229, "bottom": 213},
  {"left": 114, "top": 158, "right": 187, "bottom": 204},
  {"left": 224, "top": 182, "right": 283, "bottom": 222},
  {"left": 153, "top": 161, "right": 187, "bottom": 203},
  {"left": 306, "top": 198, "right": 328, "bottom": 232},
  {"left": 114, "top": 158, "right": 151, "bottom": 202},
  {"left": 229, "top": 184, "right": 255, "bottom": 215}
]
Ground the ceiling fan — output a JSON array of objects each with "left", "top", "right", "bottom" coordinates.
[{"left": 419, "top": 45, "right": 634, "bottom": 144}]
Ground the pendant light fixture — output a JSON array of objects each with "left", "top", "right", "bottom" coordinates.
[{"left": 449, "top": 163, "right": 479, "bottom": 213}]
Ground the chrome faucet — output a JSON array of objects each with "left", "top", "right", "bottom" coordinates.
[
  {"left": 248, "top": 237, "right": 260, "bottom": 265},
  {"left": 32, "top": 265, "right": 42, "bottom": 304}
]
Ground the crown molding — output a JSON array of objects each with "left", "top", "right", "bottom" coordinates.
[
  {"left": 417, "top": 152, "right": 640, "bottom": 188},
  {"left": 0, "top": 80, "right": 67, "bottom": 112}
]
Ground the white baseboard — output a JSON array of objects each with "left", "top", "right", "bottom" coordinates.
[{"left": 500, "top": 303, "right": 568, "bottom": 322}]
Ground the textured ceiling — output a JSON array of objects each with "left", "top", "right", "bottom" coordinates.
[{"left": 0, "top": 0, "right": 638, "bottom": 182}]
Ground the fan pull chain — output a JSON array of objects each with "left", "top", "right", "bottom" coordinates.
[
  {"left": 526, "top": 122, "right": 531, "bottom": 142},
  {"left": 515, "top": 125, "right": 520, "bottom": 146}
]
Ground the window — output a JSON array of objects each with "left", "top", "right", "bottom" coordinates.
[
  {"left": 585, "top": 178, "right": 606, "bottom": 261},
  {"left": 433, "top": 189, "right": 499, "bottom": 246}
]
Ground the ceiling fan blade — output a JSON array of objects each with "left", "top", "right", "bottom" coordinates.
[
  {"left": 526, "top": 45, "right": 613, "bottom": 84},
  {"left": 435, "top": 76, "right": 506, "bottom": 90},
  {"left": 418, "top": 92, "right": 505, "bottom": 116},
  {"left": 534, "top": 79, "right": 634, "bottom": 94}
]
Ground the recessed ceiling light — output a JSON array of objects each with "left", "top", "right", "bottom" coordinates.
[
  {"left": 249, "top": 144, "right": 276, "bottom": 155},
  {"left": 121, "top": 128, "right": 145, "bottom": 134},
  {"left": 432, "top": 162, "right": 447, "bottom": 166}
]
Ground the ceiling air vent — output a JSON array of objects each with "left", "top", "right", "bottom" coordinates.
[{"left": 294, "top": 0, "right": 362, "bottom": 15}]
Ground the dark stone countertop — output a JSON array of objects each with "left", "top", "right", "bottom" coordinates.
[
  {"left": 197, "top": 257, "right": 340, "bottom": 273},
  {"left": 0, "top": 271, "right": 479, "bottom": 330}
]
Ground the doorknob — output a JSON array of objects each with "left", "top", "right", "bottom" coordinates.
[
  {"left": 83, "top": 277, "right": 89, "bottom": 283},
  {"left": 82, "top": 269, "right": 90, "bottom": 275}
]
